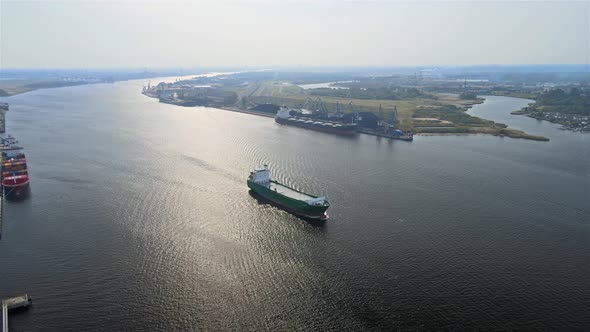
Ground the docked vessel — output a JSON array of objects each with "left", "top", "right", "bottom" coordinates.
[
  {"left": 247, "top": 165, "right": 329, "bottom": 220},
  {"left": 389, "top": 129, "right": 414, "bottom": 141},
  {"left": 1, "top": 136, "right": 30, "bottom": 200},
  {"left": 275, "top": 107, "right": 357, "bottom": 136}
]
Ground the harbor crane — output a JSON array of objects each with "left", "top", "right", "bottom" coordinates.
[
  {"left": 389, "top": 106, "right": 398, "bottom": 132},
  {"left": 335, "top": 102, "right": 343, "bottom": 119},
  {"left": 310, "top": 97, "right": 328, "bottom": 117},
  {"left": 348, "top": 101, "right": 359, "bottom": 124}
]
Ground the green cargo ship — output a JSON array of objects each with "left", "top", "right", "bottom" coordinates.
[{"left": 248, "top": 165, "right": 330, "bottom": 220}]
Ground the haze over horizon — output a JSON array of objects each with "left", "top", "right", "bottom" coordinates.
[{"left": 1, "top": 0, "right": 588, "bottom": 69}]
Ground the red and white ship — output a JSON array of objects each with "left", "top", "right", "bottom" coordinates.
[{"left": 1, "top": 136, "right": 30, "bottom": 199}]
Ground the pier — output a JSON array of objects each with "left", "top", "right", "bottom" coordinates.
[
  {"left": 0, "top": 136, "right": 4, "bottom": 240},
  {"left": 0, "top": 104, "right": 7, "bottom": 239},
  {"left": 2, "top": 295, "right": 32, "bottom": 332},
  {"left": 0, "top": 193, "right": 3, "bottom": 239},
  {"left": 358, "top": 128, "right": 414, "bottom": 141}
]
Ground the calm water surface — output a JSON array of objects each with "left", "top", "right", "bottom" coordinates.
[
  {"left": 297, "top": 81, "right": 352, "bottom": 89},
  {"left": 0, "top": 83, "right": 589, "bottom": 331}
]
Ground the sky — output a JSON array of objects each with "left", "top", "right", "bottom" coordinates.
[{"left": 1, "top": 0, "right": 588, "bottom": 69}]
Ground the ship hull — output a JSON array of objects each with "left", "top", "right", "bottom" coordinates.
[
  {"left": 248, "top": 180, "right": 329, "bottom": 219},
  {"left": 3, "top": 181, "right": 30, "bottom": 200},
  {"left": 391, "top": 135, "right": 413, "bottom": 141},
  {"left": 1, "top": 135, "right": 31, "bottom": 200},
  {"left": 275, "top": 117, "right": 357, "bottom": 136}
]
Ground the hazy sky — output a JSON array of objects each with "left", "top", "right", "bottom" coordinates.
[{"left": 1, "top": 0, "right": 588, "bottom": 68}]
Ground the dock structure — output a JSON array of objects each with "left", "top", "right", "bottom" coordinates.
[
  {"left": 2, "top": 295, "right": 32, "bottom": 332},
  {"left": 0, "top": 134, "right": 8, "bottom": 240},
  {"left": 0, "top": 192, "right": 3, "bottom": 239},
  {"left": 0, "top": 139, "right": 3, "bottom": 240},
  {"left": 0, "top": 165, "right": 3, "bottom": 239}
]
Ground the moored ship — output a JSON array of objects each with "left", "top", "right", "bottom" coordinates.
[
  {"left": 389, "top": 129, "right": 414, "bottom": 141},
  {"left": 1, "top": 136, "right": 30, "bottom": 200},
  {"left": 275, "top": 107, "right": 357, "bottom": 136},
  {"left": 248, "top": 165, "right": 329, "bottom": 220}
]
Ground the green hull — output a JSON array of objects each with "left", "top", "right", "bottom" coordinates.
[{"left": 248, "top": 180, "right": 329, "bottom": 218}]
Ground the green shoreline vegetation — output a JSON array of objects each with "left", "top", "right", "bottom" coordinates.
[
  {"left": 237, "top": 81, "right": 546, "bottom": 141},
  {"left": 522, "top": 88, "right": 589, "bottom": 115},
  {"left": 509, "top": 88, "right": 590, "bottom": 132}
]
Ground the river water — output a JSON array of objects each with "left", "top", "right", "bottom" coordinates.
[
  {"left": 297, "top": 81, "right": 352, "bottom": 89},
  {"left": 0, "top": 83, "right": 588, "bottom": 331}
]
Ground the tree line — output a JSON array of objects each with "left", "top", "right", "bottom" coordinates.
[{"left": 533, "top": 88, "right": 590, "bottom": 116}]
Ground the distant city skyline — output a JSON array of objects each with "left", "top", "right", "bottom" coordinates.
[{"left": 1, "top": 0, "right": 588, "bottom": 68}]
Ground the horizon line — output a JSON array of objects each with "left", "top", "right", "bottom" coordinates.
[{"left": 1, "top": 64, "right": 589, "bottom": 71}]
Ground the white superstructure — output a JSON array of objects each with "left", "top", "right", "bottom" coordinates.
[
  {"left": 249, "top": 165, "right": 271, "bottom": 187},
  {"left": 276, "top": 107, "right": 295, "bottom": 120}
]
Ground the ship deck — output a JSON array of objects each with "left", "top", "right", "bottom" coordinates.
[
  {"left": 270, "top": 181, "right": 315, "bottom": 201},
  {"left": 289, "top": 117, "right": 354, "bottom": 127}
]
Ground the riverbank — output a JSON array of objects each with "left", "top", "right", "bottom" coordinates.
[
  {"left": 0, "top": 79, "right": 100, "bottom": 97},
  {"left": 143, "top": 91, "right": 549, "bottom": 141},
  {"left": 1, "top": 70, "right": 212, "bottom": 98},
  {"left": 507, "top": 88, "right": 590, "bottom": 132},
  {"left": 142, "top": 73, "right": 551, "bottom": 141},
  {"left": 415, "top": 131, "right": 550, "bottom": 141},
  {"left": 219, "top": 107, "right": 275, "bottom": 118},
  {"left": 495, "top": 128, "right": 550, "bottom": 141},
  {"left": 414, "top": 126, "right": 549, "bottom": 141},
  {"left": 511, "top": 108, "right": 590, "bottom": 132}
]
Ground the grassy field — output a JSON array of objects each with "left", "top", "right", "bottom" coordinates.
[
  {"left": 244, "top": 82, "right": 485, "bottom": 131},
  {"left": 238, "top": 81, "right": 548, "bottom": 140}
]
